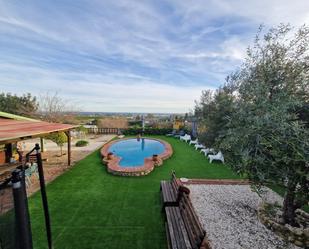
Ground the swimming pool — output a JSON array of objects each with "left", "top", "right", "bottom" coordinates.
[
  {"left": 101, "top": 137, "right": 173, "bottom": 176},
  {"left": 108, "top": 138, "right": 165, "bottom": 167}
]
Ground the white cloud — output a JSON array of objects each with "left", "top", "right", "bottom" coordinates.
[
  {"left": 170, "top": 0, "right": 309, "bottom": 26},
  {"left": 0, "top": 0, "right": 308, "bottom": 113},
  {"left": 0, "top": 63, "right": 208, "bottom": 113}
]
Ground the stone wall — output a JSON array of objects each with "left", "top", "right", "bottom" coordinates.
[{"left": 258, "top": 203, "right": 309, "bottom": 248}]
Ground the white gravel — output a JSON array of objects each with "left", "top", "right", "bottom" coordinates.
[{"left": 187, "top": 184, "right": 300, "bottom": 249}]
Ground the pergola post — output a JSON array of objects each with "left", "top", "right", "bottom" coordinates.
[
  {"left": 40, "top": 137, "right": 45, "bottom": 152},
  {"left": 65, "top": 130, "right": 71, "bottom": 166},
  {"left": 5, "top": 143, "right": 13, "bottom": 163}
]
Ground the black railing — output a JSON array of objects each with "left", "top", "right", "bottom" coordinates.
[{"left": 12, "top": 169, "right": 33, "bottom": 249}]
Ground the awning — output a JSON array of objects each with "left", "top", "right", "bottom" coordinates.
[{"left": 0, "top": 118, "right": 77, "bottom": 144}]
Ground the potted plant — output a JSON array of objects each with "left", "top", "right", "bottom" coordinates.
[
  {"left": 152, "top": 154, "right": 158, "bottom": 162},
  {"left": 107, "top": 152, "right": 114, "bottom": 160}
]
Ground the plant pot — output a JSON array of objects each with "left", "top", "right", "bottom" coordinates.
[
  {"left": 107, "top": 152, "right": 114, "bottom": 160},
  {"left": 152, "top": 154, "right": 158, "bottom": 162}
]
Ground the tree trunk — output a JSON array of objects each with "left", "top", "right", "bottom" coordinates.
[
  {"left": 282, "top": 182, "right": 297, "bottom": 226},
  {"left": 60, "top": 146, "right": 63, "bottom": 157}
]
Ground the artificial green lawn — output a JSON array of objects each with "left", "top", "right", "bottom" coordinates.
[{"left": 28, "top": 136, "right": 240, "bottom": 249}]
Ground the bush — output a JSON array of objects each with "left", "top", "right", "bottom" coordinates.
[
  {"left": 75, "top": 140, "right": 89, "bottom": 147},
  {"left": 76, "top": 125, "right": 88, "bottom": 134}
]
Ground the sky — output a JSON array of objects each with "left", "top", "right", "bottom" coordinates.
[{"left": 0, "top": 1, "right": 308, "bottom": 113}]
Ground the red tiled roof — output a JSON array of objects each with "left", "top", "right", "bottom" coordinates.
[{"left": 0, "top": 119, "right": 76, "bottom": 143}]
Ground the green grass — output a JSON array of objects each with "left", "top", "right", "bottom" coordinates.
[{"left": 29, "top": 136, "right": 240, "bottom": 249}]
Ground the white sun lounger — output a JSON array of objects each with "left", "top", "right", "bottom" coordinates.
[
  {"left": 200, "top": 148, "right": 214, "bottom": 156},
  {"left": 180, "top": 134, "right": 191, "bottom": 143},
  {"left": 189, "top": 139, "right": 198, "bottom": 145},
  {"left": 208, "top": 151, "right": 224, "bottom": 163},
  {"left": 194, "top": 144, "right": 205, "bottom": 150}
]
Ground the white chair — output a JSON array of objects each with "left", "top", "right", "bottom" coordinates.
[
  {"left": 208, "top": 151, "right": 224, "bottom": 163},
  {"left": 200, "top": 148, "right": 214, "bottom": 156},
  {"left": 30, "top": 164, "right": 39, "bottom": 179},
  {"left": 24, "top": 167, "right": 32, "bottom": 187},
  {"left": 180, "top": 134, "right": 191, "bottom": 143},
  {"left": 194, "top": 144, "right": 205, "bottom": 150},
  {"left": 189, "top": 139, "right": 198, "bottom": 146},
  {"left": 179, "top": 134, "right": 187, "bottom": 140}
]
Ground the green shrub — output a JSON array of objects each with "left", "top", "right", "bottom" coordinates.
[
  {"left": 75, "top": 140, "right": 89, "bottom": 147},
  {"left": 45, "top": 132, "right": 67, "bottom": 155},
  {"left": 76, "top": 125, "right": 88, "bottom": 134}
]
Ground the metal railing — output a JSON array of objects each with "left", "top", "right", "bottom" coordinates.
[{"left": 0, "top": 143, "right": 53, "bottom": 249}]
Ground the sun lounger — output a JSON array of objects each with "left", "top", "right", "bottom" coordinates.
[
  {"left": 189, "top": 139, "right": 198, "bottom": 145},
  {"left": 200, "top": 148, "right": 214, "bottom": 156},
  {"left": 194, "top": 144, "right": 205, "bottom": 150},
  {"left": 180, "top": 134, "right": 191, "bottom": 143},
  {"left": 208, "top": 151, "right": 224, "bottom": 163}
]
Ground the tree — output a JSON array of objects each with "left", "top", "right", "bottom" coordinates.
[
  {"left": 219, "top": 24, "right": 309, "bottom": 226},
  {"left": 194, "top": 83, "right": 236, "bottom": 147},
  {"left": 0, "top": 92, "right": 38, "bottom": 117},
  {"left": 39, "top": 92, "right": 79, "bottom": 123},
  {"left": 135, "top": 115, "right": 141, "bottom": 121},
  {"left": 46, "top": 132, "right": 67, "bottom": 156}
]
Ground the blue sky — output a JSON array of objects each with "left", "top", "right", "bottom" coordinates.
[{"left": 0, "top": 0, "right": 308, "bottom": 113}]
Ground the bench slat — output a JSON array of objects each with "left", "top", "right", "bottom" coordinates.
[
  {"left": 163, "top": 172, "right": 206, "bottom": 249},
  {"left": 166, "top": 208, "right": 178, "bottom": 248},
  {"left": 180, "top": 195, "right": 205, "bottom": 247},
  {"left": 160, "top": 180, "right": 178, "bottom": 207},
  {"left": 166, "top": 207, "right": 191, "bottom": 249}
]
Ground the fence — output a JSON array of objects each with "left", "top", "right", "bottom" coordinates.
[
  {"left": 87, "top": 128, "right": 120, "bottom": 134},
  {"left": 87, "top": 127, "right": 191, "bottom": 136}
]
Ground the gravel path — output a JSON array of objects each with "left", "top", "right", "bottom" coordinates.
[{"left": 187, "top": 184, "right": 300, "bottom": 249}]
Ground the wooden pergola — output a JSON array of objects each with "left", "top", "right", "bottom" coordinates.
[{"left": 0, "top": 118, "right": 77, "bottom": 166}]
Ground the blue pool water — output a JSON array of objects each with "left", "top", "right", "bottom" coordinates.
[{"left": 108, "top": 138, "right": 165, "bottom": 167}]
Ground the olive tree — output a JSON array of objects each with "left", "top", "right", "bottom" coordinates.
[
  {"left": 219, "top": 24, "right": 309, "bottom": 226},
  {"left": 194, "top": 82, "right": 236, "bottom": 147}
]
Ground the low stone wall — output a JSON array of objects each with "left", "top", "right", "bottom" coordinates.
[
  {"left": 101, "top": 138, "right": 173, "bottom": 176},
  {"left": 258, "top": 203, "right": 309, "bottom": 248}
]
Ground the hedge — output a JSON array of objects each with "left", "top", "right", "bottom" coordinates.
[
  {"left": 121, "top": 128, "right": 189, "bottom": 136},
  {"left": 75, "top": 140, "right": 89, "bottom": 147}
]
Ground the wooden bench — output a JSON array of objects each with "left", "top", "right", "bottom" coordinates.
[
  {"left": 160, "top": 171, "right": 182, "bottom": 208},
  {"left": 165, "top": 190, "right": 209, "bottom": 249}
]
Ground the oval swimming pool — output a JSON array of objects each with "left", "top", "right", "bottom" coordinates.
[{"left": 108, "top": 138, "right": 165, "bottom": 167}]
